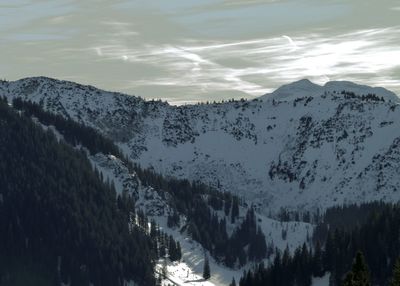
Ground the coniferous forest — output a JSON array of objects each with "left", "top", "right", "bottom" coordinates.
[
  {"left": 7, "top": 97, "right": 400, "bottom": 286},
  {"left": 11, "top": 98, "right": 270, "bottom": 269},
  {"left": 0, "top": 98, "right": 185, "bottom": 286},
  {"left": 237, "top": 202, "right": 400, "bottom": 286},
  {"left": 2, "top": 1, "right": 400, "bottom": 284}
]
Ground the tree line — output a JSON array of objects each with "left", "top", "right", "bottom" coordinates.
[{"left": 237, "top": 202, "right": 400, "bottom": 286}]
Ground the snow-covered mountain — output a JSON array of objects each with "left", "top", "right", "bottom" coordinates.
[
  {"left": 88, "top": 152, "right": 311, "bottom": 286},
  {"left": 2, "top": 77, "right": 400, "bottom": 215}
]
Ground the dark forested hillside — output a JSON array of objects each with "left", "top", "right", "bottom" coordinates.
[
  {"left": 12, "top": 97, "right": 122, "bottom": 157},
  {"left": 135, "top": 167, "right": 270, "bottom": 267},
  {"left": 237, "top": 202, "right": 400, "bottom": 286},
  {"left": 0, "top": 98, "right": 156, "bottom": 286},
  {"left": 4, "top": 80, "right": 400, "bottom": 285},
  {"left": 11, "top": 98, "right": 271, "bottom": 268}
]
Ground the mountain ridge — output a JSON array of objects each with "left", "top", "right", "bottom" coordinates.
[
  {"left": 2, "top": 76, "right": 400, "bottom": 215},
  {"left": 2, "top": 76, "right": 398, "bottom": 104},
  {"left": 262, "top": 78, "right": 399, "bottom": 102}
]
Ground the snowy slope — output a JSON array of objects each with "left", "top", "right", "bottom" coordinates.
[
  {"left": 2, "top": 77, "right": 400, "bottom": 216},
  {"left": 86, "top": 152, "right": 311, "bottom": 286}
]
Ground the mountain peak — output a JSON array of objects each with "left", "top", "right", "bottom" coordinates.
[
  {"left": 260, "top": 79, "right": 399, "bottom": 102},
  {"left": 323, "top": 80, "right": 399, "bottom": 102},
  {"left": 289, "top": 78, "right": 316, "bottom": 86},
  {"left": 263, "top": 79, "right": 323, "bottom": 100}
]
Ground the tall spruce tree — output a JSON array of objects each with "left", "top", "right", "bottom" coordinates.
[
  {"left": 313, "top": 241, "right": 324, "bottom": 277},
  {"left": 342, "top": 252, "right": 371, "bottom": 286},
  {"left": 231, "top": 197, "right": 239, "bottom": 223},
  {"left": 203, "top": 254, "right": 211, "bottom": 280},
  {"left": 176, "top": 242, "right": 182, "bottom": 261}
]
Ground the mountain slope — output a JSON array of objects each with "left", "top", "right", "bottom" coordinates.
[
  {"left": 2, "top": 77, "right": 400, "bottom": 215},
  {"left": 0, "top": 98, "right": 156, "bottom": 286},
  {"left": 11, "top": 97, "right": 313, "bottom": 286}
]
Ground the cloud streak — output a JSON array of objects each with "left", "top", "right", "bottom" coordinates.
[
  {"left": 92, "top": 26, "right": 400, "bottom": 103},
  {"left": 2, "top": 0, "right": 400, "bottom": 104}
]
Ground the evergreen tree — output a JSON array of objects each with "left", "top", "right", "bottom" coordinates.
[
  {"left": 176, "top": 242, "right": 182, "bottom": 261},
  {"left": 150, "top": 219, "right": 158, "bottom": 239},
  {"left": 342, "top": 252, "right": 370, "bottom": 286},
  {"left": 313, "top": 241, "right": 324, "bottom": 277},
  {"left": 162, "top": 259, "right": 168, "bottom": 280},
  {"left": 168, "top": 236, "right": 176, "bottom": 261},
  {"left": 203, "top": 254, "right": 211, "bottom": 280},
  {"left": 390, "top": 258, "right": 400, "bottom": 286},
  {"left": 231, "top": 197, "right": 239, "bottom": 223},
  {"left": 224, "top": 197, "right": 232, "bottom": 216},
  {"left": 230, "top": 277, "right": 236, "bottom": 286},
  {"left": 167, "top": 210, "right": 180, "bottom": 228}
]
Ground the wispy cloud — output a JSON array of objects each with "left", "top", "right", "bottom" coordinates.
[
  {"left": 92, "top": 26, "right": 400, "bottom": 102},
  {"left": 2, "top": 0, "right": 400, "bottom": 104}
]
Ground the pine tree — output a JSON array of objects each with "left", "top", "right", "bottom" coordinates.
[
  {"left": 168, "top": 236, "right": 179, "bottom": 262},
  {"left": 230, "top": 277, "right": 236, "bottom": 286},
  {"left": 231, "top": 197, "right": 239, "bottom": 223},
  {"left": 203, "top": 254, "right": 211, "bottom": 280},
  {"left": 390, "top": 258, "right": 400, "bottom": 286},
  {"left": 159, "top": 238, "right": 166, "bottom": 258},
  {"left": 342, "top": 252, "right": 371, "bottom": 286},
  {"left": 162, "top": 259, "right": 168, "bottom": 280},
  {"left": 176, "top": 242, "right": 182, "bottom": 261},
  {"left": 224, "top": 197, "right": 232, "bottom": 216},
  {"left": 150, "top": 219, "right": 158, "bottom": 239},
  {"left": 313, "top": 241, "right": 324, "bottom": 277}
]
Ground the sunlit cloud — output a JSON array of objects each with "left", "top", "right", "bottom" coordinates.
[
  {"left": 2, "top": 0, "right": 400, "bottom": 104},
  {"left": 92, "top": 26, "right": 400, "bottom": 103}
]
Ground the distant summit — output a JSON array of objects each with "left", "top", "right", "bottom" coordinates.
[
  {"left": 263, "top": 79, "right": 322, "bottom": 100},
  {"left": 261, "top": 79, "right": 399, "bottom": 102}
]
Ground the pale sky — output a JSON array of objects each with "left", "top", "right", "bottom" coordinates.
[{"left": 1, "top": 0, "right": 400, "bottom": 104}]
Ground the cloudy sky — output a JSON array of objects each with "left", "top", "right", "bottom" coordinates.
[{"left": 1, "top": 0, "right": 400, "bottom": 104}]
